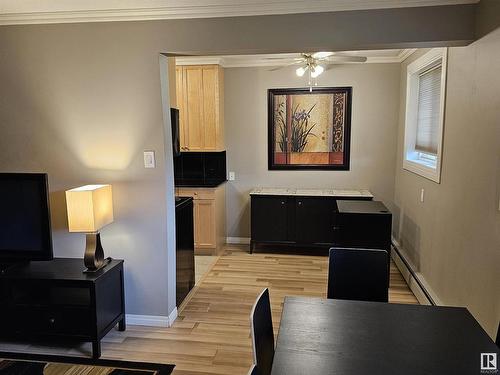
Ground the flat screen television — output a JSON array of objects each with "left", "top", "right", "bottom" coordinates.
[{"left": 0, "top": 173, "right": 53, "bottom": 264}]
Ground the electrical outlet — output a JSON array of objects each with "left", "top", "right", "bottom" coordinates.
[
  {"left": 143, "top": 151, "right": 155, "bottom": 168},
  {"left": 420, "top": 188, "right": 425, "bottom": 203},
  {"left": 228, "top": 171, "right": 236, "bottom": 181}
]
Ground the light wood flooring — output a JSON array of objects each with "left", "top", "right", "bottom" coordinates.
[{"left": 0, "top": 245, "right": 418, "bottom": 375}]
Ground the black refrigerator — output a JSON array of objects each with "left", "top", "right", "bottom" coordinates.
[{"left": 175, "top": 196, "right": 195, "bottom": 307}]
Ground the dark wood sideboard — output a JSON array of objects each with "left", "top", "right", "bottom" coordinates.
[
  {"left": 0, "top": 258, "right": 125, "bottom": 358},
  {"left": 250, "top": 190, "right": 375, "bottom": 252}
]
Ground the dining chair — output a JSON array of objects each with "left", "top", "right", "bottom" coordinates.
[
  {"left": 327, "top": 247, "right": 389, "bottom": 302},
  {"left": 496, "top": 321, "right": 499, "bottom": 347},
  {"left": 250, "top": 288, "right": 274, "bottom": 375},
  {"left": 247, "top": 364, "right": 261, "bottom": 375}
]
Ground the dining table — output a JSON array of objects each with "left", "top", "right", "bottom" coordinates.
[{"left": 271, "top": 297, "right": 499, "bottom": 375}]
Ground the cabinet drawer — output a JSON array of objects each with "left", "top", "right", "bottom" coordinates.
[
  {"left": 11, "top": 306, "right": 92, "bottom": 337},
  {"left": 9, "top": 282, "right": 90, "bottom": 307},
  {"left": 177, "top": 188, "right": 216, "bottom": 200}
]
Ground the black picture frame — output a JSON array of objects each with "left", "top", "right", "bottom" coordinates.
[{"left": 268, "top": 87, "right": 352, "bottom": 170}]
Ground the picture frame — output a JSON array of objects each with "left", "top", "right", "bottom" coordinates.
[{"left": 268, "top": 87, "right": 352, "bottom": 170}]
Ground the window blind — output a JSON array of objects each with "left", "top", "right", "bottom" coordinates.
[{"left": 415, "top": 64, "right": 442, "bottom": 154}]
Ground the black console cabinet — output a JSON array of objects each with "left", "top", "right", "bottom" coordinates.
[
  {"left": 336, "top": 200, "right": 392, "bottom": 253},
  {"left": 250, "top": 194, "right": 372, "bottom": 251},
  {"left": 0, "top": 258, "right": 125, "bottom": 358}
]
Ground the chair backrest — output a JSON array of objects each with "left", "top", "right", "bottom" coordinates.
[
  {"left": 328, "top": 247, "right": 389, "bottom": 302},
  {"left": 250, "top": 288, "right": 274, "bottom": 375},
  {"left": 247, "top": 364, "right": 261, "bottom": 375},
  {"left": 496, "top": 321, "right": 499, "bottom": 347}
]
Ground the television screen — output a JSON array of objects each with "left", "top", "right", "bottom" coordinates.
[{"left": 0, "top": 173, "right": 53, "bottom": 262}]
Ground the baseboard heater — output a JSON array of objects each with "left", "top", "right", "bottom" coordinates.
[{"left": 391, "top": 240, "right": 436, "bottom": 306}]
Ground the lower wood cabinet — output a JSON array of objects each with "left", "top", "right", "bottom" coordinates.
[
  {"left": 176, "top": 185, "right": 226, "bottom": 255},
  {"left": 250, "top": 194, "right": 372, "bottom": 252}
]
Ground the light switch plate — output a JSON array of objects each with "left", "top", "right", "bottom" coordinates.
[
  {"left": 144, "top": 151, "right": 155, "bottom": 168},
  {"left": 228, "top": 171, "right": 235, "bottom": 181}
]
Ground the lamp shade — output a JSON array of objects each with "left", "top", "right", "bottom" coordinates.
[{"left": 65, "top": 184, "right": 113, "bottom": 233}]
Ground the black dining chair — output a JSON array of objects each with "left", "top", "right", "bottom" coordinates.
[
  {"left": 247, "top": 364, "right": 261, "bottom": 375},
  {"left": 496, "top": 322, "right": 499, "bottom": 347},
  {"left": 327, "top": 247, "right": 389, "bottom": 302},
  {"left": 250, "top": 288, "right": 274, "bottom": 375}
]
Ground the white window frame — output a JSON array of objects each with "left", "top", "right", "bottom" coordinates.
[{"left": 403, "top": 48, "right": 447, "bottom": 183}]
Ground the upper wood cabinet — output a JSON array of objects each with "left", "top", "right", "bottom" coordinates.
[{"left": 175, "top": 65, "right": 224, "bottom": 151}]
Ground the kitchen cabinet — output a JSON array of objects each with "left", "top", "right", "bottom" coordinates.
[
  {"left": 176, "top": 185, "right": 226, "bottom": 255},
  {"left": 175, "top": 64, "right": 224, "bottom": 152}
]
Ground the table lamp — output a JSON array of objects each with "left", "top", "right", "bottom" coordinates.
[{"left": 65, "top": 184, "right": 113, "bottom": 272}]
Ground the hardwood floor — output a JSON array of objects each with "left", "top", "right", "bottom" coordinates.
[
  {"left": 103, "top": 245, "right": 417, "bottom": 375},
  {"left": 0, "top": 245, "right": 417, "bottom": 375}
]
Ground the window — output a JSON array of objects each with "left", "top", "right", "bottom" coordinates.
[{"left": 403, "top": 48, "right": 447, "bottom": 183}]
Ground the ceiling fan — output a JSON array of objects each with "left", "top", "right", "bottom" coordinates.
[{"left": 268, "top": 51, "right": 367, "bottom": 90}]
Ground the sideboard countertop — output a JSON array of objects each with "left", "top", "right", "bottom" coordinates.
[{"left": 249, "top": 188, "right": 373, "bottom": 198}]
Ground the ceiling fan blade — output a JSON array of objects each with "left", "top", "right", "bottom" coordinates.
[
  {"left": 326, "top": 55, "right": 367, "bottom": 63},
  {"left": 267, "top": 61, "right": 304, "bottom": 71},
  {"left": 312, "top": 51, "right": 334, "bottom": 59},
  {"left": 262, "top": 57, "right": 303, "bottom": 61}
]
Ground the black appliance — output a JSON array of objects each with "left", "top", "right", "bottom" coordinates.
[
  {"left": 0, "top": 173, "right": 53, "bottom": 269},
  {"left": 175, "top": 196, "right": 195, "bottom": 306},
  {"left": 174, "top": 151, "right": 227, "bottom": 187},
  {"left": 171, "top": 108, "right": 180, "bottom": 157}
]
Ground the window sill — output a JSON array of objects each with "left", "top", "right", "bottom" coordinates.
[{"left": 403, "top": 158, "right": 441, "bottom": 183}]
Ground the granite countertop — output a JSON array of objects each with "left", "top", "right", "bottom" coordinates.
[
  {"left": 175, "top": 179, "right": 227, "bottom": 188},
  {"left": 249, "top": 187, "right": 373, "bottom": 198}
]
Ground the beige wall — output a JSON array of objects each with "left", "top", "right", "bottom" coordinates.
[
  {"left": 0, "top": 24, "right": 173, "bottom": 317},
  {"left": 394, "top": 29, "right": 500, "bottom": 338},
  {"left": 225, "top": 64, "right": 401, "bottom": 237}
]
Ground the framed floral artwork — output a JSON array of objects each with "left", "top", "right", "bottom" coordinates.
[{"left": 268, "top": 87, "right": 352, "bottom": 170}]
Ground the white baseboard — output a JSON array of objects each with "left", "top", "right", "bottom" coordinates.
[
  {"left": 126, "top": 307, "right": 178, "bottom": 327},
  {"left": 391, "top": 238, "right": 442, "bottom": 306},
  {"left": 226, "top": 236, "right": 251, "bottom": 244}
]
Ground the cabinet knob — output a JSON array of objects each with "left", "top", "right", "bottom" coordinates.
[
  {"left": 298, "top": 201, "right": 302, "bottom": 206},
  {"left": 281, "top": 201, "right": 285, "bottom": 205},
  {"left": 49, "top": 318, "right": 56, "bottom": 324}
]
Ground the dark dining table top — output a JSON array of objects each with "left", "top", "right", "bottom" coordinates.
[{"left": 271, "top": 297, "right": 499, "bottom": 375}]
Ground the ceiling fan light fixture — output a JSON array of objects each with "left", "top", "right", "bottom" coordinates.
[
  {"left": 310, "top": 65, "right": 324, "bottom": 78},
  {"left": 296, "top": 66, "right": 307, "bottom": 77}
]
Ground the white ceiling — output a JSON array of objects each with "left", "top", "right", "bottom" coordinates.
[
  {"left": 176, "top": 49, "right": 417, "bottom": 67},
  {"left": 0, "top": 0, "right": 479, "bottom": 25}
]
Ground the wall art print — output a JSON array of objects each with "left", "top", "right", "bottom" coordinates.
[{"left": 268, "top": 87, "right": 352, "bottom": 170}]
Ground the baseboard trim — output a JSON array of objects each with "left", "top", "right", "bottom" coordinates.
[
  {"left": 391, "top": 238, "right": 441, "bottom": 306},
  {"left": 126, "top": 307, "right": 178, "bottom": 328},
  {"left": 226, "top": 236, "right": 251, "bottom": 244}
]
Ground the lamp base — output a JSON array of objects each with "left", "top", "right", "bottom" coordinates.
[{"left": 84, "top": 232, "right": 109, "bottom": 273}]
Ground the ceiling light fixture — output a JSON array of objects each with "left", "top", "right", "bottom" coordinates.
[
  {"left": 310, "top": 65, "right": 324, "bottom": 78},
  {"left": 296, "top": 66, "right": 307, "bottom": 77}
]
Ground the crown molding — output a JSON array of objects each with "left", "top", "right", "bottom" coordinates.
[
  {"left": 0, "top": 0, "right": 478, "bottom": 26},
  {"left": 175, "top": 49, "right": 418, "bottom": 67},
  {"left": 398, "top": 48, "right": 418, "bottom": 61}
]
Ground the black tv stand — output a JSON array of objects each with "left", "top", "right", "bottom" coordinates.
[
  {"left": 0, "top": 258, "right": 126, "bottom": 358},
  {"left": 0, "top": 261, "right": 28, "bottom": 275}
]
